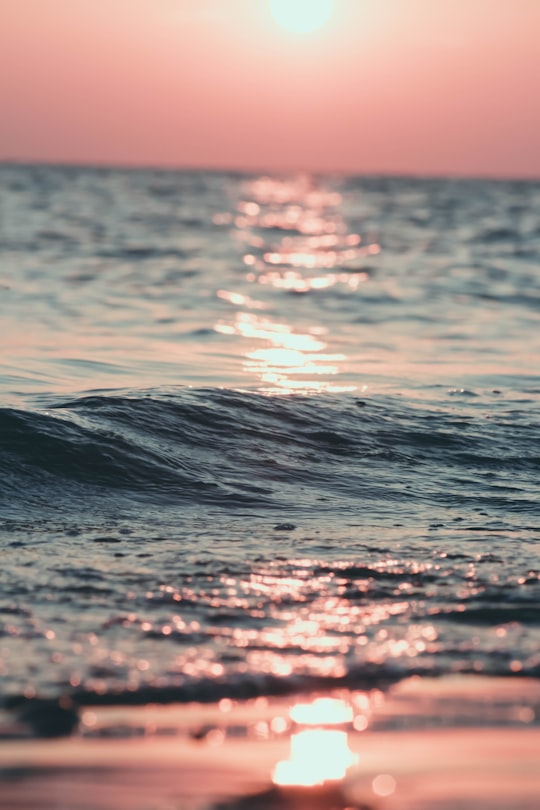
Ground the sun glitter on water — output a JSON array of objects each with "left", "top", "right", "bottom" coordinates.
[{"left": 269, "top": 0, "right": 335, "bottom": 33}]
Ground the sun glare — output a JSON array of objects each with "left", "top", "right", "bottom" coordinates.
[
  {"left": 273, "top": 698, "right": 357, "bottom": 787},
  {"left": 269, "top": 0, "right": 335, "bottom": 34}
]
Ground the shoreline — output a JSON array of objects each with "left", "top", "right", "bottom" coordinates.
[{"left": 1, "top": 675, "right": 539, "bottom": 810}]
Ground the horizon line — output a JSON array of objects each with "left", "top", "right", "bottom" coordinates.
[{"left": 1, "top": 157, "right": 539, "bottom": 184}]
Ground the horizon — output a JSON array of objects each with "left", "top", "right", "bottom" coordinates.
[{"left": 3, "top": 158, "right": 540, "bottom": 185}]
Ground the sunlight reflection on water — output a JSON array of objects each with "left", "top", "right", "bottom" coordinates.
[
  {"left": 214, "top": 174, "right": 375, "bottom": 393},
  {"left": 273, "top": 697, "right": 358, "bottom": 787}
]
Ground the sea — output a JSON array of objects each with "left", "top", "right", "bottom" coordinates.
[{"left": 0, "top": 165, "right": 539, "bottom": 760}]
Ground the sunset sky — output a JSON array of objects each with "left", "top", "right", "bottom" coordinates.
[{"left": 1, "top": 0, "right": 539, "bottom": 177}]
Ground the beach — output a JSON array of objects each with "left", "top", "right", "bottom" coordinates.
[{"left": 1, "top": 677, "right": 539, "bottom": 809}]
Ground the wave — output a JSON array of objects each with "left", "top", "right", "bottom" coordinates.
[
  {"left": 1, "top": 388, "right": 538, "bottom": 523},
  {"left": 1, "top": 386, "right": 539, "bottom": 704}
]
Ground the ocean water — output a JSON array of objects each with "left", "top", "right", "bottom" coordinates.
[{"left": 0, "top": 164, "right": 539, "bottom": 707}]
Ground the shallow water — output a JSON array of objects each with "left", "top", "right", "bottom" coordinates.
[
  {"left": 1, "top": 679, "right": 540, "bottom": 810},
  {"left": 0, "top": 165, "right": 539, "bottom": 705}
]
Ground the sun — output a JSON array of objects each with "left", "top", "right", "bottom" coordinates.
[{"left": 269, "top": 0, "right": 335, "bottom": 34}]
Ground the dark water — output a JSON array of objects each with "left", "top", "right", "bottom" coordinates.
[{"left": 0, "top": 165, "right": 539, "bottom": 703}]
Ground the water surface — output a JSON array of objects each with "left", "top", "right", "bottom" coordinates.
[{"left": 1, "top": 165, "right": 539, "bottom": 703}]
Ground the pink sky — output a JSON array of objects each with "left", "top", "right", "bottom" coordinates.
[{"left": 1, "top": 0, "right": 539, "bottom": 177}]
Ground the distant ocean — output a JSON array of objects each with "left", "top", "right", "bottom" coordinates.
[{"left": 1, "top": 164, "right": 539, "bottom": 707}]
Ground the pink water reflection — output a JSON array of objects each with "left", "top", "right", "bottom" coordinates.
[{"left": 215, "top": 175, "right": 377, "bottom": 393}]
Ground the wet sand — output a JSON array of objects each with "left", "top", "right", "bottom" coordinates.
[{"left": 1, "top": 676, "right": 539, "bottom": 810}]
